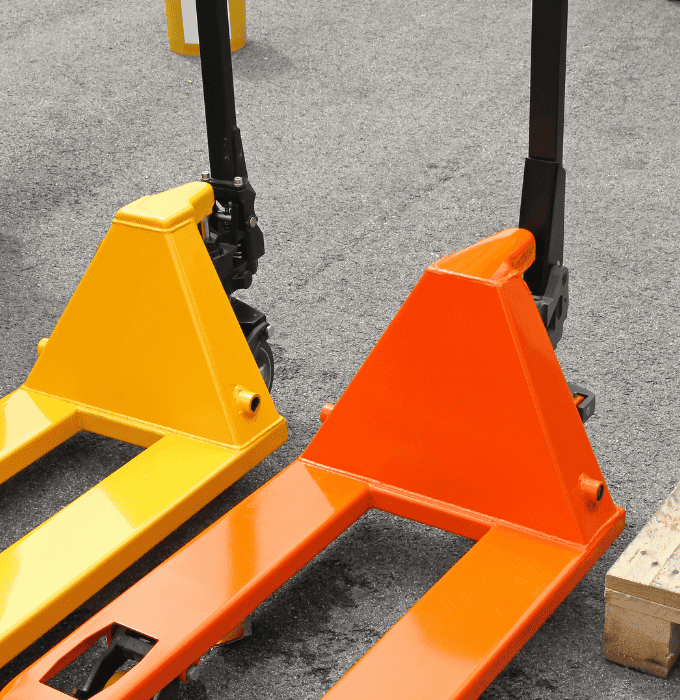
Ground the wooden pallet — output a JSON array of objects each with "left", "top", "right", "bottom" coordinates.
[{"left": 605, "top": 483, "right": 680, "bottom": 678}]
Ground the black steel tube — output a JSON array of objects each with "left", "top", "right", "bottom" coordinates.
[
  {"left": 196, "top": 0, "right": 244, "bottom": 181},
  {"left": 527, "top": 0, "right": 567, "bottom": 164},
  {"left": 520, "top": 0, "right": 568, "bottom": 300}
]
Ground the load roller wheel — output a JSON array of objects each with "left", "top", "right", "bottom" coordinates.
[
  {"left": 254, "top": 339, "right": 274, "bottom": 391},
  {"left": 77, "top": 669, "right": 179, "bottom": 700}
]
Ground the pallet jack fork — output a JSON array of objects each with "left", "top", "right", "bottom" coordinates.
[
  {"left": 0, "top": 1, "right": 624, "bottom": 698},
  {"left": 0, "top": 0, "right": 286, "bottom": 670}
]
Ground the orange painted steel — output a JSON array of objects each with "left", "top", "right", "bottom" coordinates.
[
  {"left": 0, "top": 462, "right": 371, "bottom": 700},
  {"left": 0, "top": 229, "right": 625, "bottom": 700}
]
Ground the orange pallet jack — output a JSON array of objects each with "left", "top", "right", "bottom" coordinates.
[
  {"left": 0, "top": 0, "right": 285, "bottom": 670},
  {"left": 0, "top": 1, "right": 624, "bottom": 698}
]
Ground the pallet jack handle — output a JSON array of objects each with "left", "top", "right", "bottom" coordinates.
[
  {"left": 527, "top": 0, "right": 567, "bottom": 164},
  {"left": 195, "top": 0, "right": 266, "bottom": 298},
  {"left": 196, "top": 0, "right": 246, "bottom": 182},
  {"left": 520, "top": 0, "right": 569, "bottom": 348}
]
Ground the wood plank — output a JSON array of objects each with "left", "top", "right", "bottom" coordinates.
[
  {"left": 605, "top": 588, "right": 680, "bottom": 624},
  {"left": 606, "top": 480, "right": 680, "bottom": 609},
  {"left": 604, "top": 479, "right": 680, "bottom": 677},
  {"left": 604, "top": 596, "right": 680, "bottom": 678},
  {"left": 653, "top": 546, "right": 680, "bottom": 596}
]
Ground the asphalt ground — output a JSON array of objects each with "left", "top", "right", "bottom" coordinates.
[{"left": 1, "top": 0, "right": 679, "bottom": 698}]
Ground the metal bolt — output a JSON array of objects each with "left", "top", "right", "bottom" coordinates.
[
  {"left": 266, "top": 323, "right": 273, "bottom": 337},
  {"left": 234, "top": 176, "right": 243, "bottom": 186},
  {"left": 199, "top": 216, "right": 209, "bottom": 241},
  {"left": 248, "top": 215, "right": 258, "bottom": 228},
  {"left": 201, "top": 170, "right": 210, "bottom": 181},
  {"left": 186, "top": 664, "right": 200, "bottom": 682}
]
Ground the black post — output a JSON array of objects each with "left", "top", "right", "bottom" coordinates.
[
  {"left": 194, "top": 0, "right": 265, "bottom": 304},
  {"left": 519, "top": 0, "right": 567, "bottom": 299},
  {"left": 195, "top": 0, "right": 248, "bottom": 182},
  {"left": 527, "top": 0, "right": 567, "bottom": 163}
]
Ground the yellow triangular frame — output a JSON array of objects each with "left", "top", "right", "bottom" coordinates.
[{"left": 26, "top": 181, "right": 276, "bottom": 445}]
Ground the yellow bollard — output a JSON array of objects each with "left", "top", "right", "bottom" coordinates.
[{"left": 164, "top": 0, "right": 246, "bottom": 55}]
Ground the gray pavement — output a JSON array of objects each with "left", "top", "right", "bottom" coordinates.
[{"left": 1, "top": 0, "right": 679, "bottom": 698}]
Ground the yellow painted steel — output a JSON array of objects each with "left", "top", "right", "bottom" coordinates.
[
  {"left": 0, "top": 389, "right": 80, "bottom": 483},
  {"left": 0, "top": 181, "right": 287, "bottom": 667},
  {"left": 164, "top": 0, "right": 246, "bottom": 56}
]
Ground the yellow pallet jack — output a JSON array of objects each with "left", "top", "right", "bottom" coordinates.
[
  {"left": 0, "top": 1, "right": 624, "bottom": 699},
  {"left": 0, "top": 0, "right": 286, "bottom": 670}
]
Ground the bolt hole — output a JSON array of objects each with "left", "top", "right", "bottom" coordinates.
[
  {"left": 250, "top": 396, "right": 260, "bottom": 413},
  {"left": 596, "top": 484, "right": 604, "bottom": 502},
  {"left": 562, "top": 273, "right": 567, "bottom": 285}
]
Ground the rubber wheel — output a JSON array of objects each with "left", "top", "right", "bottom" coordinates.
[{"left": 254, "top": 340, "right": 274, "bottom": 392}]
